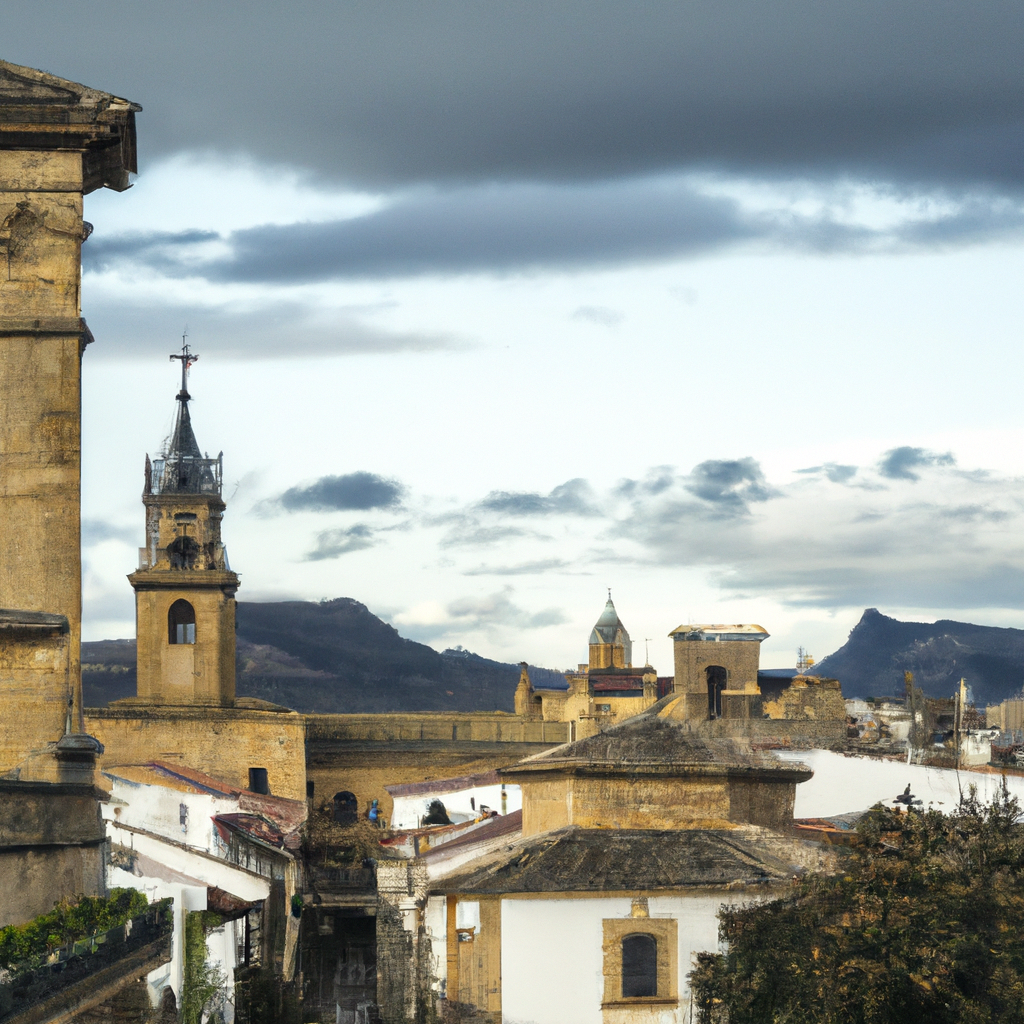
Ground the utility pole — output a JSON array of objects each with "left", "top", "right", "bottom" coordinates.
[{"left": 905, "top": 670, "right": 915, "bottom": 765}]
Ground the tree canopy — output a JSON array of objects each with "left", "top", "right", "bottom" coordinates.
[{"left": 691, "top": 783, "right": 1024, "bottom": 1023}]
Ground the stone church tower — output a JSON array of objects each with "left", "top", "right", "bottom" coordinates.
[
  {"left": 129, "top": 343, "right": 239, "bottom": 705},
  {"left": 0, "top": 59, "right": 138, "bottom": 779}
]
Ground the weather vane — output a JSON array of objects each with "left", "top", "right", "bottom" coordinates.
[{"left": 170, "top": 328, "right": 199, "bottom": 398}]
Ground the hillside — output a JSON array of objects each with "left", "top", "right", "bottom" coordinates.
[
  {"left": 82, "top": 597, "right": 567, "bottom": 713},
  {"left": 815, "top": 608, "right": 1024, "bottom": 705}
]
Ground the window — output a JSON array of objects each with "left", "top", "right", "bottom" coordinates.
[
  {"left": 168, "top": 599, "right": 196, "bottom": 644},
  {"left": 332, "top": 791, "right": 358, "bottom": 824},
  {"left": 602, "top": 917, "right": 677, "bottom": 1007},
  {"left": 707, "top": 665, "right": 727, "bottom": 719},
  {"left": 621, "top": 934, "right": 658, "bottom": 998},
  {"left": 248, "top": 767, "right": 270, "bottom": 795}
]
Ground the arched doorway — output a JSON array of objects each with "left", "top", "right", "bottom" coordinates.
[
  {"left": 706, "top": 665, "right": 727, "bottom": 719},
  {"left": 333, "top": 791, "right": 358, "bottom": 825}
]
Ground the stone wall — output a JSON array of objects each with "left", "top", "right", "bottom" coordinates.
[
  {"left": 0, "top": 150, "right": 88, "bottom": 705},
  {"left": 516, "top": 772, "right": 800, "bottom": 837},
  {"left": 306, "top": 714, "right": 566, "bottom": 824},
  {"left": 673, "top": 636, "right": 762, "bottom": 713},
  {"left": 85, "top": 705, "right": 307, "bottom": 802},
  {"left": 0, "top": 781, "right": 107, "bottom": 927}
]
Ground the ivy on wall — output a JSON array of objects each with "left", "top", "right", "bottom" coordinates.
[{"left": 180, "top": 909, "right": 226, "bottom": 1024}]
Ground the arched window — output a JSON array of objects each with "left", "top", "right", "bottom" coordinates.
[
  {"left": 706, "top": 665, "right": 727, "bottom": 719},
  {"left": 168, "top": 599, "right": 196, "bottom": 645},
  {"left": 333, "top": 791, "right": 358, "bottom": 825},
  {"left": 622, "top": 933, "right": 658, "bottom": 998}
]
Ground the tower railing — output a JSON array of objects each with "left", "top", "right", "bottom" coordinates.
[{"left": 149, "top": 453, "right": 223, "bottom": 496}]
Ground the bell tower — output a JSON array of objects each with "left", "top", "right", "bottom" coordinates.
[
  {"left": 129, "top": 339, "right": 239, "bottom": 705},
  {"left": 588, "top": 592, "right": 632, "bottom": 670}
]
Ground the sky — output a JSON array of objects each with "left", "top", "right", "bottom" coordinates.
[{"left": 6, "top": 2, "right": 1024, "bottom": 675}]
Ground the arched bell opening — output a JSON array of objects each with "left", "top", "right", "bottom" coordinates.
[
  {"left": 168, "top": 599, "right": 196, "bottom": 645},
  {"left": 706, "top": 665, "right": 727, "bottom": 719}
]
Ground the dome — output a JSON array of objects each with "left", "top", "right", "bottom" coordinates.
[{"left": 589, "top": 595, "right": 631, "bottom": 656}]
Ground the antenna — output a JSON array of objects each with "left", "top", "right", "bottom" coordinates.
[{"left": 645, "top": 638, "right": 653, "bottom": 665}]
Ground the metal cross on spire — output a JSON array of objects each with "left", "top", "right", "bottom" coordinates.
[{"left": 170, "top": 330, "right": 199, "bottom": 400}]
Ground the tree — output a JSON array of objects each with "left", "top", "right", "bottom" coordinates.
[{"left": 691, "top": 783, "right": 1024, "bottom": 1024}]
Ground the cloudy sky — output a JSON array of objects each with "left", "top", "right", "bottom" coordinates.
[{"left": 8, "top": 2, "right": 1024, "bottom": 673}]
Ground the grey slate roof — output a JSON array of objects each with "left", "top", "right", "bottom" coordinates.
[
  {"left": 503, "top": 713, "right": 812, "bottom": 780},
  {"left": 433, "top": 825, "right": 801, "bottom": 894}
]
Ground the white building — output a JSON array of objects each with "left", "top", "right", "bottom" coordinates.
[{"left": 102, "top": 760, "right": 305, "bottom": 1017}]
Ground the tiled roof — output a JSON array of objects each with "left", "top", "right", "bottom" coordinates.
[
  {"left": 385, "top": 770, "right": 501, "bottom": 798},
  {"left": 434, "top": 826, "right": 803, "bottom": 894}
]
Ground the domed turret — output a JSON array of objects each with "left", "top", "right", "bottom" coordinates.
[{"left": 589, "top": 592, "right": 632, "bottom": 670}]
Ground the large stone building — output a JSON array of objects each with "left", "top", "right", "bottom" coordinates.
[
  {"left": 515, "top": 595, "right": 672, "bottom": 740},
  {"left": 418, "top": 709, "right": 830, "bottom": 1024},
  {"left": 515, "top": 599, "right": 846, "bottom": 746},
  {"left": 0, "top": 58, "right": 138, "bottom": 926}
]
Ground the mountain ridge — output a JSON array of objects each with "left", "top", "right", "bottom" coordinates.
[
  {"left": 814, "top": 607, "right": 1024, "bottom": 705},
  {"left": 81, "top": 596, "right": 567, "bottom": 713}
]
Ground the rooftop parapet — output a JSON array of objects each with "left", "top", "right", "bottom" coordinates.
[
  {"left": 670, "top": 623, "right": 770, "bottom": 642},
  {"left": 0, "top": 58, "right": 140, "bottom": 193}
]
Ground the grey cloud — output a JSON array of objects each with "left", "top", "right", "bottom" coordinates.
[
  {"left": 446, "top": 590, "right": 569, "bottom": 631},
  {"left": 616, "top": 468, "right": 676, "bottom": 499},
  {"left": 304, "top": 524, "right": 376, "bottom": 561},
  {"left": 83, "top": 180, "right": 1024, "bottom": 285},
  {"left": 717, "top": 561, "right": 1024, "bottom": 613},
  {"left": 685, "top": 458, "right": 774, "bottom": 512},
  {"left": 110, "top": 180, "right": 751, "bottom": 282},
  {"left": 10, "top": 2, "right": 1024, "bottom": 192},
  {"left": 478, "top": 478, "right": 600, "bottom": 517},
  {"left": 797, "top": 463, "right": 858, "bottom": 483},
  {"left": 84, "top": 230, "right": 219, "bottom": 273},
  {"left": 278, "top": 472, "right": 405, "bottom": 513},
  {"left": 81, "top": 297, "right": 460, "bottom": 360},
  {"left": 878, "top": 446, "right": 956, "bottom": 481},
  {"left": 572, "top": 306, "right": 624, "bottom": 327},
  {"left": 463, "top": 559, "right": 571, "bottom": 577},
  {"left": 438, "top": 523, "right": 539, "bottom": 549}
]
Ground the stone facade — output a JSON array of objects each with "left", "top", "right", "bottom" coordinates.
[
  {"left": 86, "top": 703, "right": 308, "bottom": 802},
  {"left": 306, "top": 712, "right": 566, "bottom": 824},
  {"left": 515, "top": 598, "right": 672, "bottom": 741},
  {"left": 503, "top": 715, "right": 810, "bottom": 837},
  {"left": 1, "top": 60, "right": 138, "bottom": 779},
  {"left": 0, "top": 780, "right": 108, "bottom": 927},
  {"left": 670, "top": 624, "right": 767, "bottom": 720}
]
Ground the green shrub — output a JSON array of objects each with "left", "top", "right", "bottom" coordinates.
[{"left": 0, "top": 888, "right": 150, "bottom": 970}]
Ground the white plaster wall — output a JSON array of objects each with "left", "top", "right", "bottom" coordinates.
[
  {"left": 108, "top": 869, "right": 207, "bottom": 1009},
  {"left": 500, "top": 895, "right": 726, "bottom": 1024},
  {"left": 390, "top": 783, "right": 521, "bottom": 829},
  {"left": 104, "top": 775, "right": 239, "bottom": 853},
  {"left": 777, "top": 749, "right": 1024, "bottom": 818},
  {"left": 207, "top": 919, "right": 242, "bottom": 1024}
]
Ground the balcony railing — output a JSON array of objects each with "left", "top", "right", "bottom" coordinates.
[
  {"left": 0, "top": 900, "right": 173, "bottom": 1022},
  {"left": 150, "top": 453, "right": 223, "bottom": 496}
]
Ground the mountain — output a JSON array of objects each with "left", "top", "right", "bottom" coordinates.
[
  {"left": 814, "top": 608, "right": 1024, "bottom": 706},
  {"left": 81, "top": 597, "right": 568, "bottom": 713}
]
